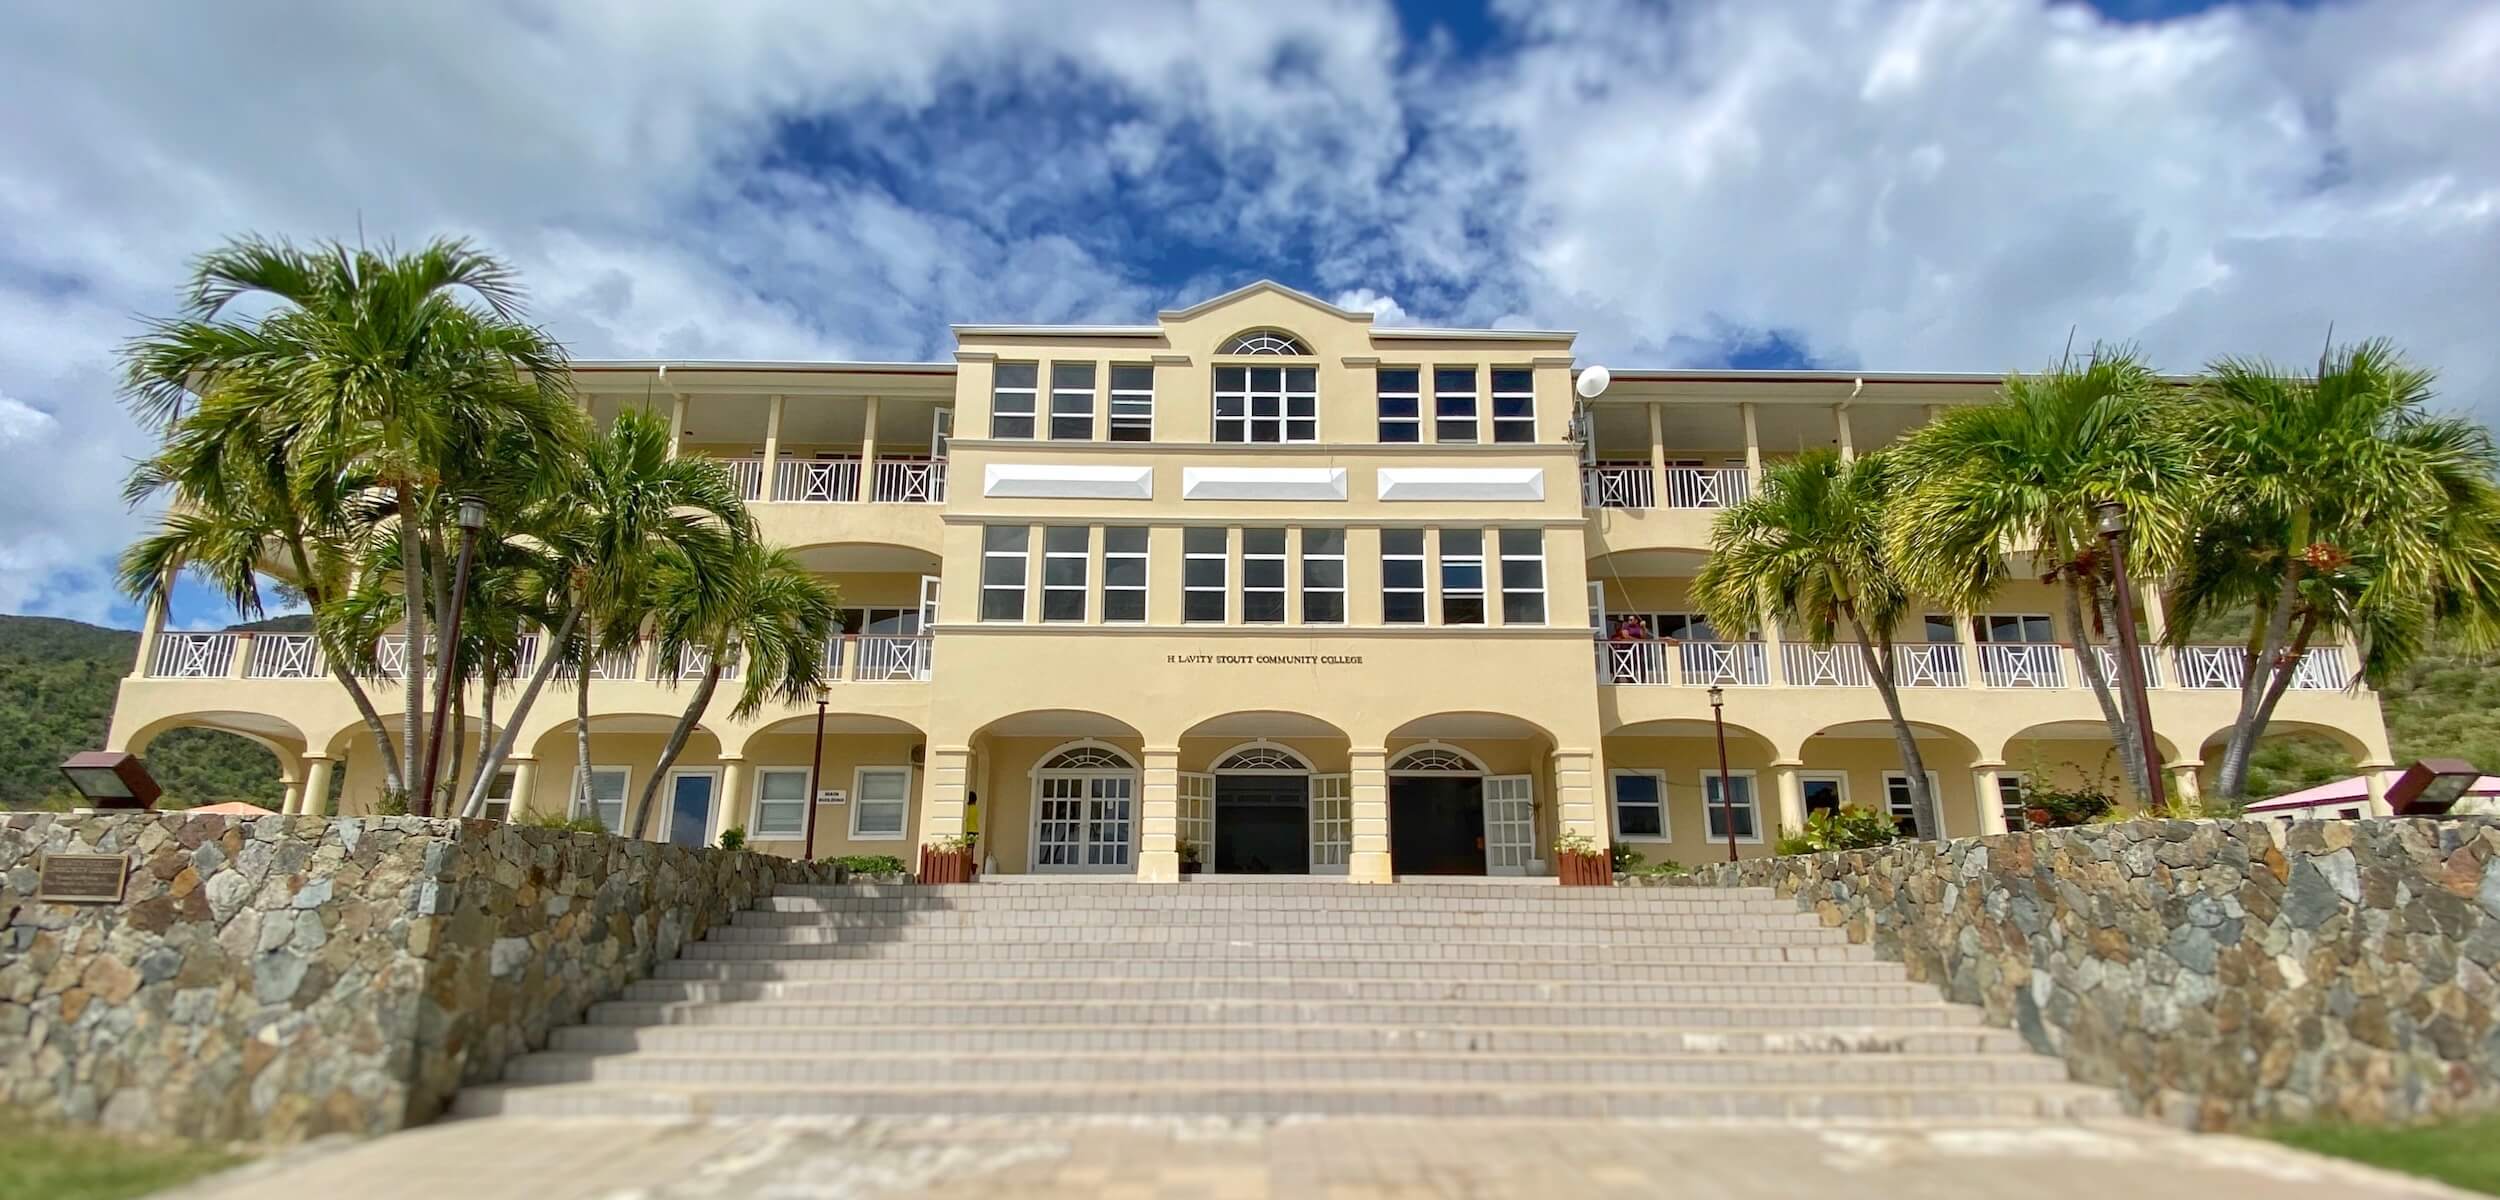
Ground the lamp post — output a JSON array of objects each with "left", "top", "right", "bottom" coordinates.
[
  {"left": 803, "top": 683, "right": 830, "bottom": 860},
  {"left": 418, "top": 494, "right": 488, "bottom": 816},
  {"left": 2094, "top": 499, "right": 2166, "bottom": 813},
  {"left": 1709, "top": 684, "right": 1738, "bottom": 863}
]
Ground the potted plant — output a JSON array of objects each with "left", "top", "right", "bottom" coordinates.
[
  {"left": 1177, "top": 840, "right": 1204, "bottom": 877},
  {"left": 918, "top": 833, "right": 978, "bottom": 884},
  {"left": 1554, "top": 829, "right": 1611, "bottom": 886}
]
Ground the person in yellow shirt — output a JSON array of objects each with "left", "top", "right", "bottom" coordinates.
[{"left": 962, "top": 790, "right": 981, "bottom": 877}]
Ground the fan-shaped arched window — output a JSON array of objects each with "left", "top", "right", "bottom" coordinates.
[
  {"left": 1219, "top": 329, "right": 1311, "bottom": 356},
  {"left": 1040, "top": 744, "right": 1134, "bottom": 771},
  {"left": 1214, "top": 744, "right": 1310, "bottom": 772},
  {"left": 1388, "top": 746, "right": 1483, "bottom": 774}
]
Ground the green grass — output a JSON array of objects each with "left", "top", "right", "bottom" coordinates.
[
  {"left": 2265, "top": 1113, "right": 2500, "bottom": 1195},
  {"left": 0, "top": 1123, "right": 245, "bottom": 1200}
]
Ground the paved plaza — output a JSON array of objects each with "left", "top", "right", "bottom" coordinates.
[{"left": 166, "top": 1116, "right": 2470, "bottom": 1200}]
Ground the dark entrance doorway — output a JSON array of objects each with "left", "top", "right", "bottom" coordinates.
[
  {"left": 1215, "top": 774, "right": 1309, "bottom": 874},
  {"left": 1389, "top": 776, "right": 1485, "bottom": 876}
]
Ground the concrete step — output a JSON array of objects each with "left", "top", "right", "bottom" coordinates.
[
  {"left": 734, "top": 904, "right": 1823, "bottom": 927},
  {"left": 615, "top": 973, "right": 1928, "bottom": 1006},
  {"left": 549, "top": 1022, "right": 2027, "bottom": 1057},
  {"left": 583, "top": 998, "right": 1984, "bottom": 1030},
  {"left": 696, "top": 922, "right": 1837, "bottom": 946},
  {"left": 652, "top": 953, "right": 1876, "bottom": 981},
  {"left": 751, "top": 895, "right": 1805, "bottom": 917},
  {"left": 499, "top": 1048, "right": 2073, "bottom": 1087},
  {"left": 454, "top": 1079, "right": 2119, "bottom": 1121},
  {"left": 672, "top": 938, "right": 1875, "bottom": 963},
  {"left": 772, "top": 883, "right": 1777, "bottom": 902}
]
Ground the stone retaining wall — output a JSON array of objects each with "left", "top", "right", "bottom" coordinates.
[
  {"left": 1656, "top": 817, "right": 2500, "bottom": 1129},
  {"left": 0, "top": 812, "right": 829, "bottom": 1142}
]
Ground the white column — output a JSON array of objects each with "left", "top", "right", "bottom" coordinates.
[
  {"left": 1553, "top": 749, "right": 1603, "bottom": 847},
  {"left": 668, "top": 393, "right": 687, "bottom": 458},
  {"left": 230, "top": 632, "right": 255, "bottom": 679},
  {"left": 300, "top": 756, "right": 336, "bottom": 818},
  {"left": 1741, "top": 401, "right": 1763, "bottom": 489},
  {"left": 720, "top": 757, "right": 750, "bottom": 844},
  {"left": 1646, "top": 402, "right": 1668, "bottom": 506},
  {"left": 2361, "top": 761, "right": 2396, "bottom": 817},
  {"left": 1349, "top": 746, "right": 1392, "bottom": 884},
  {"left": 1959, "top": 611, "right": 1987, "bottom": 690},
  {"left": 857, "top": 395, "right": 880, "bottom": 503},
  {"left": 1139, "top": 745, "right": 1180, "bottom": 883},
  {"left": 761, "top": 393, "right": 785, "bottom": 502},
  {"left": 1973, "top": 760, "right": 2009, "bottom": 835},
  {"left": 2166, "top": 760, "right": 2203, "bottom": 810},
  {"left": 1835, "top": 404, "right": 1856, "bottom": 462},
  {"left": 133, "top": 591, "right": 168, "bottom": 675},
  {"left": 509, "top": 758, "right": 539, "bottom": 821},
  {"left": 281, "top": 776, "right": 306, "bottom": 816},
  {"left": 916, "top": 744, "right": 973, "bottom": 846},
  {"left": 1771, "top": 759, "right": 1806, "bottom": 841}
]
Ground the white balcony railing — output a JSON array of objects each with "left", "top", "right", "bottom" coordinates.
[
  {"left": 2172, "top": 644, "right": 2351, "bottom": 691},
  {"left": 853, "top": 635, "right": 933, "bottom": 681},
  {"left": 656, "top": 645, "right": 739, "bottom": 683},
  {"left": 1978, "top": 643, "right": 2066, "bottom": 688},
  {"left": 872, "top": 459, "right": 946, "bottom": 504},
  {"left": 551, "top": 642, "right": 640, "bottom": 680},
  {"left": 150, "top": 632, "right": 239, "bottom": 678},
  {"left": 720, "top": 457, "right": 766, "bottom": 501},
  {"left": 1892, "top": 642, "right": 1967, "bottom": 688},
  {"left": 1597, "top": 639, "right": 1670, "bottom": 685},
  {"left": 773, "top": 458, "right": 861, "bottom": 503},
  {"left": 821, "top": 635, "right": 845, "bottom": 677},
  {"left": 2089, "top": 645, "right": 2165, "bottom": 688},
  {"left": 1781, "top": 643, "right": 1872, "bottom": 687},
  {"left": 244, "top": 633, "right": 323, "bottom": 679},
  {"left": 371, "top": 637, "right": 439, "bottom": 681},
  {"left": 1663, "top": 467, "right": 1751, "bottom": 509},
  {"left": 1681, "top": 640, "right": 1771, "bottom": 686},
  {"left": 1581, "top": 465, "right": 1656, "bottom": 510}
]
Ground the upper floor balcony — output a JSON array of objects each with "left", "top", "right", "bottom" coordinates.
[
  {"left": 1592, "top": 636, "right": 2351, "bottom": 693},
  {"left": 141, "top": 629, "right": 937, "bottom": 689}
]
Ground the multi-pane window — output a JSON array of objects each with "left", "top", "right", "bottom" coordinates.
[
  {"left": 1184, "top": 528, "right": 1227, "bottom": 622},
  {"left": 1301, "top": 529, "right": 1345, "bottom": 624},
  {"left": 1801, "top": 774, "right": 1848, "bottom": 820},
  {"left": 753, "top": 768, "right": 810, "bottom": 839},
  {"left": 851, "top": 767, "right": 911, "bottom": 839},
  {"left": 991, "top": 362, "right": 1038, "bottom": 439},
  {"left": 1975, "top": 614, "right": 2057, "bottom": 643},
  {"left": 1433, "top": 367, "right": 1479, "bottom": 442},
  {"left": 1997, "top": 772, "right": 2029, "bottom": 831},
  {"left": 1439, "top": 529, "right": 1485, "bottom": 625},
  {"left": 1498, "top": 529, "right": 1545, "bottom": 624},
  {"left": 1214, "top": 366, "right": 1318, "bottom": 443},
  {"left": 481, "top": 769, "right": 517, "bottom": 823},
  {"left": 1382, "top": 529, "right": 1426, "bottom": 624},
  {"left": 1241, "top": 528, "right": 1287, "bottom": 623},
  {"left": 1491, "top": 369, "right": 1535, "bottom": 443},
  {"left": 1883, "top": 771, "right": 1940, "bottom": 835},
  {"left": 1923, "top": 614, "right": 1959, "bottom": 642},
  {"left": 1703, "top": 772, "right": 1760, "bottom": 841},
  {"left": 1109, "top": 365, "right": 1154, "bottom": 441},
  {"left": 1101, "top": 527, "right": 1147, "bottom": 622},
  {"left": 1377, "top": 368, "right": 1420, "bottom": 443},
  {"left": 1042, "top": 526, "right": 1088, "bottom": 621},
  {"left": 1049, "top": 363, "right": 1096, "bottom": 440},
  {"left": 575, "top": 766, "right": 628, "bottom": 834},
  {"left": 1613, "top": 770, "right": 1667, "bottom": 839},
  {"left": 981, "top": 526, "right": 1029, "bottom": 622}
]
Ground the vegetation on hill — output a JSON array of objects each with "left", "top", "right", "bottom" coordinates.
[{"left": 0, "top": 615, "right": 282, "bottom": 810}]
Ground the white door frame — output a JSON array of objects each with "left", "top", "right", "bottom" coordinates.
[
  {"left": 1483, "top": 774, "right": 1536, "bottom": 876},
  {"left": 1030, "top": 741, "right": 1138, "bottom": 873},
  {"left": 662, "top": 767, "right": 723, "bottom": 847}
]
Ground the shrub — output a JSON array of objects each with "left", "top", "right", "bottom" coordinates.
[
  {"left": 1612, "top": 844, "right": 1646, "bottom": 873},
  {"left": 1553, "top": 829, "right": 1601, "bottom": 857},
  {"left": 369, "top": 790, "right": 410, "bottom": 817},
  {"left": 2024, "top": 783, "right": 2116, "bottom": 828},
  {"left": 925, "top": 833, "right": 976, "bottom": 854},
  {"left": 1625, "top": 859, "right": 1689, "bottom": 878},
  {"left": 717, "top": 826, "right": 746, "bottom": 851},
  {"left": 519, "top": 809, "right": 608, "bottom": 834},
  {"left": 1775, "top": 805, "right": 1903, "bottom": 855},
  {"left": 828, "top": 854, "right": 907, "bottom": 875}
]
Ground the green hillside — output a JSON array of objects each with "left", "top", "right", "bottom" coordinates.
[{"left": 0, "top": 614, "right": 285, "bottom": 809}]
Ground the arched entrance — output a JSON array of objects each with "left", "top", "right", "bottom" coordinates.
[
  {"left": 1030, "top": 741, "right": 1139, "bottom": 873},
  {"left": 1387, "top": 743, "right": 1504, "bottom": 876},
  {"left": 1208, "top": 742, "right": 1320, "bottom": 874}
]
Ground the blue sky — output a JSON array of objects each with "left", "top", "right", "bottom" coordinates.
[{"left": 0, "top": 0, "right": 2494, "bottom": 631}]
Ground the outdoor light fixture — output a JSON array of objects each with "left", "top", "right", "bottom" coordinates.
[
  {"left": 60, "top": 751, "right": 162, "bottom": 810},
  {"left": 804, "top": 682, "right": 832, "bottom": 857},
  {"left": 456, "top": 493, "right": 487, "bottom": 532},
  {"left": 2093, "top": 497, "right": 2166, "bottom": 812},
  {"left": 1707, "top": 685, "right": 1737, "bottom": 863},
  {"left": 2385, "top": 758, "right": 2483, "bottom": 816}
]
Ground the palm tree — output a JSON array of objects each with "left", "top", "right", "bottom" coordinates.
[
  {"left": 626, "top": 536, "right": 841, "bottom": 839},
  {"left": 2172, "top": 341, "right": 2500, "bottom": 802},
  {"left": 460, "top": 408, "right": 751, "bottom": 817},
  {"left": 1886, "top": 349, "right": 2197, "bottom": 805},
  {"left": 1694, "top": 450, "right": 1941, "bottom": 839},
  {"left": 122, "top": 236, "right": 579, "bottom": 812}
]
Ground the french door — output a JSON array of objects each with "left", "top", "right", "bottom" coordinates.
[
  {"left": 1034, "top": 771, "right": 1135, "bottom": 871},
  {"left": 1309, "top": 774, "right": 1352, "bottom": 873},
  {"left": 1482, "top": 775, "right": 1536, "bottom": 875}
]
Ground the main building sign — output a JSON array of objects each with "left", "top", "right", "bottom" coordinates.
[{"left": 1165, "top": 654, "right": 1365, "bottom": 666}]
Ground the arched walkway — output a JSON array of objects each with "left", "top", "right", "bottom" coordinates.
[
  {"left": 1383, "top": 712, "right": 1557, "bottom": 877},
  {"left": 1604, "top": 717, "right": 1782, "bottom": 863},
  {"left": 738, "top": 713, "right": 928, "bottom": 856},
  {"left": 1172, "top": 713, "right": 1357, "bottom": 876},
  {"left": 524, "top": 715, "right": 726, "bottom": 841},
  {"left": 966, "top": 710, "right": 1146, "bottom": 875},
  {"left": 1799, "top": 719, "right": 1988, "bottom": 839}
]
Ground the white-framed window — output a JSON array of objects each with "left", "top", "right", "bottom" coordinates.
[
  {"left": 851, "top": 766, "right": 912, "bottom": 840},
  {"left": 991, "top": 362, "right": 1038, "bottom": 439},
  {"left": 1612, "top": 769, "right": 1669, "bottom": 840},
  {"left": 753, "top": 767, "right": 810, "bottom": 840},
  {"left": 981, "top": 526, "right": 1029, "bottom": 622},
  {"left": 1300, "top": 528, "right": 1345, "bottom": 624},
  {"left": 1101, "top": 526, "right": 1147, "bottom": 622},
  {"left": 1439, "top": 529, "right": 1485, "bottom": 625},
  {"left": 1433, "top": 366, "right": 1478, "bottom": 443},
  {"left": 1041, "top": 526, "right": 1088, "bottom": 622},
  {"left": 1183, "top": 527, "right": 1227, "bottom": 623},
  {"left": 1049, "top": 362, "right": 1095, "bottom": 440},
  {"left": 572, "top": 765, "right": 629, "bottom": 834},
  {"left": 1800, "top": 772, "right": 1850, "bottom": 821},
  {"left": 1220, "top": 329, "right": 1310, "bottom": 355},
  {"left": 1923, "top": 613, "right": 1960, "bottom": 642},
  {"left": 1975, "top": 614, "right": 2056, "bottom": 643},
  {"left": 1382, "top": 529, "right": 1426, "bottom": 624},
  {"left": 1377, "top": 367, "right": 1420, "bottom": 443},
  {"left": 1702, "top": 770, "right": 1761, "bottom": 842},
  {"left": 1883, "top": 771, "right": 1943, "bottom": 835},
  {"left": 1108, "top": 364, "right": 1153, "bottom": 442},
  {"left": 481, "top": 768, "right": 518, "bottom": 823},
  {"left": 1491, "top": 368, "right": 1535, "bottom": 443},
  {"left": 1996, "top": 771, "right": 2029, "bottom": 831},
  {"left": 1213, "top": 365, "right": 1318, "bottom": 443},
  {"left": 1241, "top": 528, "right": 1287, "bottom": 623},
  {"left": 1497, "top": 528, "right": 1545, "bottom": 624}
]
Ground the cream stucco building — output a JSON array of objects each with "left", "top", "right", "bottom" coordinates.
[{"left": 107, "top": 282, "right": 2396, "bottom": 881}]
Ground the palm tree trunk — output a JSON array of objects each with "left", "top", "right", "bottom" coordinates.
[
  {"left": 630, "top": 655, "right": 725, "bottom": 840},
  {"left": 575, "top": 629, "right": 596, "bottom": 826},
  {"left": 445, "top": 684, "right": 465, "bottom": 818},
  {"left": 397, "top": 484, "right": 427, "bottom": 805},
  {"left": 2218, "top": 554, "right": 2311, "bottom": 801},
  {"left": 2092, "top": 574, "right": 2159, "bottom": 805},
  {"left": 2065, "top": 572, "right": 2152, "bottom": 804},
  {"left": 468, "top": 669, "right": 497, "bottom": 814},
  {"left": 281, "top": 532, "right": 404, "bottom": 794},
  {"left": 464, "top": 606, "right": 582, "bottom": 815},
  {"left": 1846, "top": 616, "right": 1938, "bottom": 840},
  {"left": 423, "top": 530, "right": 455, "bottom": 809},
  {"left": 2219, "top": 606, "right": 2322, "bottom": 802}
]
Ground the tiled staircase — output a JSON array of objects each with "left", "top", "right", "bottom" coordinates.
[{"left": 453, "top": 882, "right": 2119, "bottom": 1120}]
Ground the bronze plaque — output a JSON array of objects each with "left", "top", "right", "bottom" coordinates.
[{"left": 35, "top": 853, "right": 131, "bottom": 904}]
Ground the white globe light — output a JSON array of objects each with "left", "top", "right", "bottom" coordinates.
[{"left": 1575, "top": 364, "right": 1611, "bottom": 399}]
